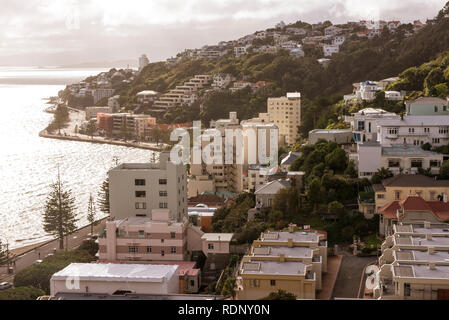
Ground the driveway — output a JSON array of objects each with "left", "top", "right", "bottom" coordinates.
[{"left": 332, "top": 256, "right": 376, "bottom": 299}]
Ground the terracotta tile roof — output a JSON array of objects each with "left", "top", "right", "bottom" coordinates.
[{"left": 379, "top": 195, "right": 449, "bottom": 221}]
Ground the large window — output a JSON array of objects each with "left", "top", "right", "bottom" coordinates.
[
  {"left": 171, "top": 247, "right": 177, "bottom": 254},
  {"left": 388, "top": 159, "right": 400, "bottom": 168},
  {"left": 159, "top": 191, "right": 168, "bottom": 197},
  {"left": 159, "top": 179, "right": 167, "bottom": 185},
  {"left": 439, "top": 127, "right": 449, "bottom": 134},
  {"left": 411, "top": 159, "right": 423, "bottom": 168},
  {"left": 128, "top": 246, "right": 138, "bottom": 253},
  {"left": 387, "top": 127, "right": 398, "bottom": 135},
  {"left": 430, "top": 160, "right": 441, "bottom": 167},
  {"left": 270, "top": 280, "right": 276, "bottom": 286},
  {"left": 135, "top": 191, "right": 146, "bottom": 198},
  {"left": 135, "top": 202, "right": 146, "bottom": 209},
  {"left": 250, "top": 279, "right": 260, "bottom": 288},
  {"left": 159, "top": 202, "right": 168, "bottom": 209},
  {"left": 208, "top": 243, "right": 214, "bottom": 250},
  {"left": 135, "top": 179, "right": 146, "bottom": 186},
  {"left": 357, "top": 121, "right": 365, "bottom": 131}
]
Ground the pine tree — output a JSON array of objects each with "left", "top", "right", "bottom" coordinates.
[
  {"left": 43, "top": 171, "right": 78, "bottom": 250},
  {"left": 97, "top": 157, "right": 120, "bottom": 216},
  {"left": 0, "top": 240, "right": 8, "bottom": 266},
  {"left": 87, "top": 194, "right": 98, "bottom": 235}
]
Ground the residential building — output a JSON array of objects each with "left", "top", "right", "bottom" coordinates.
[
  {"left": 234, "top": 45, "right": 250, "bottom": 58},
  {"left": 375, "top": 222, "right": 449, "bottom": 299},
  {"left": 323, "top": 44, "right": 339, "bottom": 57},
  {"left": 377, "top": 115, "right": 449, "bottom": 147},
  {"left": 324, "top": 25, "right": 342, "bottom": 36},
  {"left": 99, "top": 212, "right": 189, "bottom": 261},
  {"left": 332, "top": 35, "right": 346, "bottom": 46},
  {"left": 267, "top": 92, "right": 301, "bottom": 145},
  {"left": 188, "top": 204, "right": 217, "bottom": 233},
  {"left": 136, "top": 90, "right": 159, "bottom": 106},
  {"left": 212, "top": 74, "right": 234, "bottom": 90},
  {"left": 109, "top": 152, "right": 187, "bottom": 221},
  {"left": 92, "top": 89, "right": 115, "bottom": 104},
  {"left": 308, "top": 129, "right": 353, "bottom": 144},
  {"left": 354, "top": 142, "right": 443, "bottom": 178},
  {"left": 372, "top": 174, "right": 449, "bottom": 217},
  {"left": 97, "top": 113, "right": 114, "bottom": 136},
  {"left": 356, "top": 81, "right": 379, "bottom": 101},
  {"left": 405, "top": 97, "right": 449, "bottom": 116},
  {"left": 134, "top": 116, "right": 157, "bottom": 139},
  {"left": 280, "top": 151, "right": 301, "bottom": 172},
  {"left": 344, "top": 108, "right": 400, "bottom": 143},
  {"left": 254, "top": 179, "right": 291, "bottom": 208},
  {"left": 236, "top": 228, "right": 328, "bottom": 300},
  {"left": 378, "top": 77, "right": 399, "bottom": 90},
  {"left": 50, "top": 263, "right": 179, "bottom": 296},
  {"left": 387, "top": 21, "right": 401, "bottom": 31},
  {"left": 85, "top": 106, "right": 113, "bottom": 120},
  {"left": 139, "top": 54, "right": 150, "bottom": 72},
  {"left": 385, "top": 91, "right": 403, "bottom": 101}
]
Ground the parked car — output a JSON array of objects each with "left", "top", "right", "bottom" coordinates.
[
  {"left": 0, "top": 282, "right": 12, "bottom": 290},
  {"left": 33, "top": 260, "right": 43, "bottom": 265}
]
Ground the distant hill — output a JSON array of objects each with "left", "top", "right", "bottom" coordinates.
[{"left": 58, "top": 59, "right": 138, "bottom": 69}]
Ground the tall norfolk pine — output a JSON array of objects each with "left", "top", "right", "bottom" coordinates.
[{"left": 42, "top": 173, "right": 78, "bottom": 250}]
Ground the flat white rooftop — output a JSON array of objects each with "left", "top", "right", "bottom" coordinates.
[
  {"left": 201, "top": 233, "right": 233, "bottom": 242},
  {"left": 51, "top": 263, "right": 178, "bottom": 283}
]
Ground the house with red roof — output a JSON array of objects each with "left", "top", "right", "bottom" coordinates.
[{"left": 379, "top": 195, "right": 449, "bottom": 236}]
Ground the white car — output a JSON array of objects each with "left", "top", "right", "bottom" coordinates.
[{"left": 0, "top": 282, "right": 12, "bottom": 290}]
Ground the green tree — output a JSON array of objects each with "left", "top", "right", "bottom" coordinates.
[
  {"left": 325, "top": 147, "right": 347, "bottom": 173},
  {"left": 440, "top": 161, "right": 449, "bottom": 179},
  {"left": 0, "top": 240, "right": 8, "bottom": 266},
  {"left": 87, "top": 194, "right": 98, "bottom": 235},
  {"left": 344, "top": 160, "right": 358, "bottom": 178},
  {"left": 98, "top": 157, "right": 120, "bottom": 216},
  {"left": 0, "top": 286, "right": 46, "bottom": 300},
  {"left": 260, "top": 289, "right": 297, "bottom": 300},
  {"left": 307, "top": 178, "right": 322, "bottom": 212},
  {"left": 221, "top": 277, "right": 237, "bottom": 299},
  {"left": 43, "top": 171, "right": 78, "bottom": 250},
  {"left": 328, "top": 201, "right": 345, "bottom": 221}
]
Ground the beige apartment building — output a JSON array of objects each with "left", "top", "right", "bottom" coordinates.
[
  {"left": 109, "top": 152, "right": 187, "bottom": 222},
  {"left": 373, "top": 174, "right": 449, "bottom": 218},
  {"left": 236, "top": 227, "right": 328, "bottom": 300},
  {"left": 375, "top": 222, "right": 449, "bottom": 300},
  {"left": 267, "top": 92, "right": 301, "bottom": 145}
]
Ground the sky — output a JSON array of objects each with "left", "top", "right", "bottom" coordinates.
[{"left": 0, "top": 0, "right": 447, "bottom": 66}]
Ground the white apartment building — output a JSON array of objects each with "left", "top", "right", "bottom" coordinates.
[
  {"left": 332, "top": 35, "right": 346, "bottom": 46},
  {"left": 136, "top": 90, "right": 158, "bottom": 105},
  {"left": 356, "top": 81, "right": 379, "bottom": 101},
  {"left": 267, "top": 93, "right": 301, "bottom": 146},
  {"left": 354, "top": 142, "right": 443, "bottom": 178},
  {"left": 324, "top": 25, "right": 342, "bottom": 36},
  {"left": 323, "top": 44, "right": 340, "bottom": 57},
  {"left": 109, "top": 152, "right": 187, "bottom": 222},
  {"left": 212, "top": 74, "right": 234, "bottom": 90},
  {"left": 139, "top": 54, "right": 150, "bottom": 72},
  {"left": 108, "top": 95, "right": 120, "bottom": 112},
  {"left": 234, "top": 45, "right": 250, "bottom": 58},
  {"left": 92, "top": 89, "right": 115, "bottom": 105},
  {"left": 377, "top": 116, "right": 449, "bottom": 147},
  {"left": 344, "top": 108, "right": 400, "bottom": 143}
]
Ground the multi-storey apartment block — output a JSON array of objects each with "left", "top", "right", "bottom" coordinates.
[
  {"left": 236, "top": 227, "right": 327, "bottom": 300},
  {"left": 109, "top": 152, "right": 187, "bottom": 222},
  {"left": 267, "top": 92, "right": 301, "bottom": 145}
]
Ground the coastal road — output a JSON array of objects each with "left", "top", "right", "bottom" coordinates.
[{"left": 0, "top": 219, "right": 107, "bottom": 283}]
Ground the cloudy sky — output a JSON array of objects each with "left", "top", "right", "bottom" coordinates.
[{"left": 0, "top": 0, "right": 446, "bottom": 66}]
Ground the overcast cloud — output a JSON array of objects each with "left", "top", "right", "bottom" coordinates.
[{"left": 0, "top": 0, "right": 446, "bottom": 66}]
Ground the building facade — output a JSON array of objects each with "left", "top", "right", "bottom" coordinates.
[{"left": 267, "top": 93, "right": 301, "bottom": 145}]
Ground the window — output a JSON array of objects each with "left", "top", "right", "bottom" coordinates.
[
  {"left": 208, "top": 243, "right": 214, "bottom": 250},
  {"left": 424, "top": 128, "right": 430, "bottom": 133},
  {"left": 159, "top": 202, "right": 168, "bottom": 209},
  {"left": 377, "top": 194, "right": 385, "bottom": 199},
  {"left": 357, "top": 121, "right": 365, "bottom": 131},
  {"left": 270, "top": 280, "right": 276, "bottom": 286},
  {"left": 430, "top": 160, "right": 441, "bottom": 167},
  {"left": 395, "top": 191, "right": 401, "bottom": 200},
  {"left": 430, "top": 191, "right": 436, "bottom": 200},
  {"left": 439, "top": 127, "right": 449, "bottom": 134},
  {"left": 432, "top": 138, "right": 440, "bottom": 144},
  {"left": 387, "top": 127, "right": 398, "bottom": 135},
  {"left": 405, "top": 283, "right": 411, "bottom": 297},
  {"left": 250, "top": 279, "right": 260, "bottom": 288},
  {"left": 135, "top": 202, "right": 146, "bottom": 209},
  {"left": 159, "top": 179, "right": 167, "bottom": 185},
  {"left": 138, "top": 230, "right": 145, "bottom": 238},
  {"left": 135, "top": 191, "right": 146, "bottom": 198},
  {"left": 411, "top": 159, "right": 423, "bottom": 168},
  {"left": 161, "top": 250, "right": 165, "bottom": 256},
  {"left": 190, "top": 280, "right": 195, "bottom": 287},
  {"left": 159, "top": 191, "right": 167, "bottom": 197},
  {"left": 171, "top": 247, "right": 176, "bottom": 254},
  {"left": 146, "top": 246, "right": 152, "bottom": 253},
  {"left": 170, "top": 232, "right": 176, "bottom": 239},
  {"left": 388, "top": 159, "right": 400, "bottom": 168},
  {"left": 408, "top": 128, "right": 415, "bottom": 133},
  {"left": 128, "top": 246, "right": 138, "bottom": 253},
  {"left": 135, "top": 179, "right": 146, "bottom": 186},
  {"left": 435, "top": 106, "right": 438, "bottom": 113}
]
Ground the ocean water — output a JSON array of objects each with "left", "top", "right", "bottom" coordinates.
[{"left": 0, "top": 67, "right": 155, "bottom": 249}]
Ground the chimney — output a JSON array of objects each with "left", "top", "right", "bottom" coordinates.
[
  {"left": 279, "top": 254, "right": 285, "bottom": 262},
  {"left": 428, "top": 247, "right": 436, "bottom": 255},
  {"left": 429, "top": 263, "right": 436, "bottom": 270},
  {"left": 424, "top": 221, "right": 431, "bottom": 229}
]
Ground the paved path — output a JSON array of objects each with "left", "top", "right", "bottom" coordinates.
[
  {"left": 0, "top": 219, "right": 107, "bottom": 283},
  {"left": 317, "top": 255, "right": 342, "bottom": 300},
  {"left": 332, "top": 256, "right": 376, "bottom": 299}
]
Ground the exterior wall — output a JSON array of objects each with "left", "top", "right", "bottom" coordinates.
[
  {"left": 202, "top": 240, "right": 231, "bottom": 255},
  {"left": 267, "top": 94, "right": 301, "bottom": 146},
  {"left": 187, "top": 177, "right": 215, "bottom": 198},
  {"left": 85, "top": 106, "right": 113, "bottom": 120},
  {"left": 378, "top": 123, "right": 449, "bottom": 147},
  {"left": 50, "top": 276, "right": 179, "bottom": 296},
  {"left": 237, "top": 275, "right": 315, "bottom": 300},
  {"left": 255, "top": 193, "right": 275, "bottom": 208},
  {"left": 308, "top": 130, "right": 353, "bottom": 144},
  {"left": 109, "top": 153, "right": 187, "bottom": 221},
  {"left": 380, "top": 154, "right": 443, "bottom": 175},
  {"left": 407, "top": 102, "right": 449, "bottom": 116},
  {"left": 357, "top": 145, "right": 382, "bottom": 178}
]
